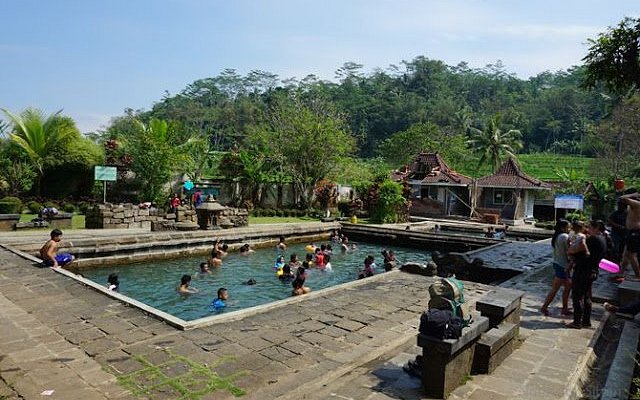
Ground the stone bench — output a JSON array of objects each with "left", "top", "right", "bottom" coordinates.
[
  {"left": 472, "top": 322, "right": 518, "bottom": 374},
  {"left": 15, "top": 220, "right": 50, "bottom": 230},
  {"left": 46, "top": 212, "right": 73, "bottom": 229},
  {"left": 0, "top": 214, "right": 20, "bottom": 231},
  {"left": 417, "top": 315, "right": 489, "bottom": 399},
  {"left": 475, "top": 288, "right": 524, "bottom": 328}
]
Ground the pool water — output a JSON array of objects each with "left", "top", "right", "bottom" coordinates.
[{"left": 82, "top": 241, "right": 431, "bottom": 321}]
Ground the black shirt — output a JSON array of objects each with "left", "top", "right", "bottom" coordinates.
[{"left": 574, "top": 235, "right": 606, "bottom": 279}]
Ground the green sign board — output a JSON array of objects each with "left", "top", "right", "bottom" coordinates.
[{"left": 94, "top": 166, "right": 117, "bottom": 181}]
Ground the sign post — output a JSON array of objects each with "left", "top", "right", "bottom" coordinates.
[
  {"left": 94, "top": 166, "right": 117, "bottom": 203},
  {"left": 553, "top": 194, "right": 584, "bottom": 221}
]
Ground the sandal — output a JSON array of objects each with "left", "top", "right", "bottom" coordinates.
[
  {"left": 565, "top": 322, "right": 582, "bottom": 329},
  {"left": 561, "top": 308, "right": 573, "bottom": 316},
  {"left": 540, "top": 308, "right": 549, "bottom": 316},
  {"left": 604, "top": 302, "right": 618, "bottom": 313}
]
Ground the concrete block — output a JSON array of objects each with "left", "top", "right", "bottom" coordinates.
[
  {"left": 417, "top": 316, "right": 489, "bottom": 399},
  {"left": 473, "top": 322, "right": 518, "bottom": 374},
  {"left": 476, "top": 288, "right": 524, "bottom": 328}
]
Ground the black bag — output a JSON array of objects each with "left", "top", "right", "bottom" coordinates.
[{"left": 419, "top": 309, "right": 464, "bottom": 340}]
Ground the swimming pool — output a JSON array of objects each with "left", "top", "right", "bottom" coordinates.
[{"left": 81, "top": 241, "right": 431, "bottom": 321}]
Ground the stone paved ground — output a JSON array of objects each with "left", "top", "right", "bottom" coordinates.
[
  {"left": 0, "top": 234, "right": 614, "bottom": 400},
  {"left": 309, "top": 249, "right": 609, "bottom": 400},
  {"left": 0, "top": 246, "right": 494, "bottom": 399}
]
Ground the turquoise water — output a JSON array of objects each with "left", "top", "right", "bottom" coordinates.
[{"left": 81, "top": 241, "right": 430, "bottom": 321}]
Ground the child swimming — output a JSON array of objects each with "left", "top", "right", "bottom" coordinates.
[
  {"left": 177, "top": 274, "right": 199, "bottom": 294},
  {"left": 212, "top": 287, "right": 228, "bottom": 309}
]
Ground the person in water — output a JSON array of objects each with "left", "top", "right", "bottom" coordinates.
[
  {"left": 239, "top": 244, "right": 255, "bottom": 255},
  {"left": 322, "top": 254, "right": 332, "bottom": 271},
  {"left": 314, "top": 248, "right": 325, "bottom": 269},
  {"left": 292, "top": 266, "right": 311, "bottom": 296},
  {"left": 177, "top": 274, "right": 199, "bottom": 294},
  {"left": 358, "top": 255, "right": 376, "bottom": 279},
  {"left": 276, "top": 236, "right": 287, "bottom": 251},
  {"left": 208, "top": 250, "right": 223, "bottom": 267},
  {"left": 275, "top": 255, "right": 286, "bottom": 269},
  {"left": 198, "top": 262, "right": 211, "bottom": 275},
  {"left": 212, "top": 287, "right": 228, "bottom": 309},
  {"left": 107, "top": 273, "right": 119, "bottom": 291},
  {"left": 40, "top": 229, "right": 74, "bottom": 268}
]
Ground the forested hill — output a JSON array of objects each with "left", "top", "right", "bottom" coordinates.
[{"left": 140, "top": 56, "right": 608, "bottom": 164}]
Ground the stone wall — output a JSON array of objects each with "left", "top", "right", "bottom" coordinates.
[
  {"left": 217, "top": 208, "right": 249, "bottom": 228},
  {"left": 85, "top": 203, "right": 196, "bottom": 229}
]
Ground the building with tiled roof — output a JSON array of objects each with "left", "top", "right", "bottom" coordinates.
[
  {"left": 405, "top": 152, "right": 472, "bottom": 217},
  {"left": 473, "top": 158, "right": 552, "bottom": 224}
]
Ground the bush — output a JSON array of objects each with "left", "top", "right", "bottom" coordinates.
[
  {"left": 77, "top": 201, "right": 91, "bottom": 215},
  {"left": 63, "top": 203, "right": 76, "bottom": 213},
  {"left": 0, "top": 196, "right": 23, "bottom": 214},
  {"left": 266, "top": 208, "right": 276, "bottom": 217},
  {"left": 27, "top": 200, "right": 43, "bottom": 214},
  {"left": 44, "top": 202, "right": 59, "bottom": 209}
]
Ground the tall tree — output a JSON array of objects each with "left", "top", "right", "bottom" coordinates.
[
  {"left": 583, "top": 17, "right": 640, "bottom": 94},
  {"left": 467, "top": 114, "right": 523, "bottom": 173}
]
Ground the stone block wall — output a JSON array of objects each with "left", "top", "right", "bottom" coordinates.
[
  {"left": 217, "top": 208, "right": 249, "bottom": 228},
  {"left": 86, "top": 203, "right": 196, "bottom": 229}
]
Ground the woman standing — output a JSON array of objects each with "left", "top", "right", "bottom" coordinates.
[
  {"left": 541, "top": 219, "right": 572, "bottom": 316},
  {"left": 566, "top": 220, "right": 607, "bottom": 329}
]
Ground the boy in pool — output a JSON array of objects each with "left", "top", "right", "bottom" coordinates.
[
  {"left": 208, "top": 250, "right": 223, "bottom": 267},
  {"left": 40, "top": 229, "right": 74, "bottom": 268},
  {"left": 212, "top": 287, "right": 228, "bottom": 309},
  {"left": 177, "top": 274, "right": 199, "bottom": 294},
  {"left": 276, "top": 236, "right": 287, "bottom": 251}
]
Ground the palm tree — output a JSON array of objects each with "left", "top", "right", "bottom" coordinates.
[
  {"left": 467, "top": 114, "right": 523, "bottom": 174},
  {"left": 1, "top": 108, "right": 77, "bottom": 194}
]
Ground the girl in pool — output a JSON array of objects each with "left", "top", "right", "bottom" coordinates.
[
  {"left": 358, "top": 256, "right": 376, "bottom": 279},
  {"left": 274, "top": 255, "right": 286, "bottom": 270},
  {"left": 321, "top": 254, "right": 332, "bottom": 271}
]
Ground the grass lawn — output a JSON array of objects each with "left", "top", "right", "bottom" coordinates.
[
  {"left": 248, "top": 216, "right": 319, "bottom": 224},
  {"left": 20, "top": 213, "right": 86, "bottom": 229}
]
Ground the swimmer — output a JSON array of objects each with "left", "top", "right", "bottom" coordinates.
[
  {"left": 107, "top": 273, "right": 119, "bottom": 291},
  {"left": 239, "top": 244, "right": 255, "bottom": 255},
  {"left": 305, "top": 253, "right": 313, "bottom": 267},
  {"left": 177, "top": 274, "right": 199, "bottom": 294},
  {"left": 208, "top": 250, "right": 223, "bottom": 267},
  {"left": 198, "top": 262, "right": 211, "bottom": 275},
  {"left": 292, "top": 266, "right": 311, "bottom": 296},
  {"left": 274, "top": 255, "right": 286, "bottom": 270},
  {"left": 244, "top": 278, "right": 257, "bottom": 285},
  {"left": 358, "top": 256, "right": 376, "bottom": 279},
  {"left": 276, "top": 236, "right": 287, "bottom": 251},
  {"left": 314, "top": 248, "right": 325, "bottom": 269},
  {"left": 212, "top": 287, "right": 228, "bottom": 309},
  {"left": 322, "top": 254, "right": 332, "bottom": 271}
]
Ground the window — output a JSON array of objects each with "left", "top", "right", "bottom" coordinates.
[
  {"left": 421, "top": 187, "right": 437, "bottom": 200},
  {"left": 493, "top": 189, "right": 513, "bottom": 205}
]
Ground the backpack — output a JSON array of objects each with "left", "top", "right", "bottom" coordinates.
[
  {"left": 419, "top": 309, "right": 463, "bottom": 340},
  {"left": 428, "top": 277, "right": 471, "bottom": 326}
]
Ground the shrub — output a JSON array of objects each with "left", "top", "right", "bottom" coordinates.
[
  {"left": 44, "top": 202, "right": 60, "bottom": 209},
  {"left": 0, "top": 196, "right": 23, "bottom": 214},
  {"left": 77, "top": 201, "right": 91, "bottom": 215},
  {"left": 63, "top": 203, "right": 76, "bottom": 213},
  {"left": 27, "top": 201, "right": 43, "bottom": 214},
  {"left": 266, "top": 209, "right": 276, "bottom": 217}
]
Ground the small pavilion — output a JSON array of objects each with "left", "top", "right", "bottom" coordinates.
[{"left": 473, "top": 158, "right": 552, "bottom": 225}]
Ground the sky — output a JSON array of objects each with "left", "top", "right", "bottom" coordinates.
[{"left": 1, "top": 0, "right": 638, "bottom": 133}]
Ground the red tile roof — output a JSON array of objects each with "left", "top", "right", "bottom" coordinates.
[
  {"left": 476, "top": 158, "right": 552, "bottom": 189},
  {"left": 407, "top": 152, "right": 472, "bottom": 185}
]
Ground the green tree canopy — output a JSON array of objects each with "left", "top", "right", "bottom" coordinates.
[{"left": 583, "top": 17, "right": 640, "bottom": 94}]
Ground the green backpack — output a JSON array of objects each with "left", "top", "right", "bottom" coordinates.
[{"left": 428, "top": 277, "right": 471, "bottom": 326}]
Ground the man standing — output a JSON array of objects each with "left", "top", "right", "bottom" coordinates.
[
  {"left": 620, "top": 190, "right": 640, "bottom": 279},
  {"left": 608, "top": 200, "right": 627, "bottom": 262}
]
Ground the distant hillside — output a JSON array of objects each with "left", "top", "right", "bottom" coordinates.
[{"left": 455, "top": 153, "right": 595, "bottom": 181}]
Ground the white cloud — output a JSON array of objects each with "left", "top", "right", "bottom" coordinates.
[{"left": 487, "top": 24, "right": 602, "bottom": 40}]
